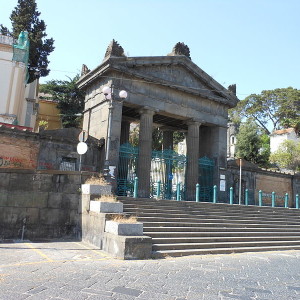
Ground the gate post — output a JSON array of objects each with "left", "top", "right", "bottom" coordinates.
[
  {"left": 272, "top": 191, "right": 276, "bottom": 207},
  {"left": 196, "top": 183, "right": 200, "bottom": 202},
  {"left": 285, "top": 193, "right": 289, "bottom": 208},
  {"left": 245, "top": 189, "right": 249, "bottom": 206},
  {"left": 213, "top": 185, "right": 217, "bottom": 203},
  {"left": 259, "top": 190, "right": 263, "bottom": 206},
  {"left": 229, "top": 187, "right": 233, "bottom": 205}
]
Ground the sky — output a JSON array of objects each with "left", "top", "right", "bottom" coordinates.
[{"left": 1, "top": 0, "right": 299, "bottom": 99}]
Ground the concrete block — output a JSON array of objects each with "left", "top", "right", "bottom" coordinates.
[
  {"left": 7, "top": 191, "right": 48, "bottom": 208},
  {"left": 81, "top": 184, "right": 112, "bottom": 195},
  {"left": 105, "top": 220, "right": 143, "bottom": 236},
  {"left": 40, "top": 208, "right": 69, "bottom": 225},
  {"left": 48, "top": 193, "right": 63, "bottom": 208},
  {"left": 103, "top": 232, "right": 152, "bottom": 259},
  {"left": 0, "top": 173, "right": 10, "bottom": 189},
  {"left": 66, "top": 193, "right": 80, "bottom": 210},
  {"left": 90, "top": 201, "right": 123, "bottom": 213}
]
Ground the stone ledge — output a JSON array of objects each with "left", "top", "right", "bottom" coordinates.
[
  {"left": 105, "top": 220, "right": 143, "bottom": 236},
  {"left": 81, "top": 184, "right": 112, "bottom": 195},
  {"left": 102, "top": 232, "right": 152, "bottom": 259},
  {"left": 90, "top": 201, "right": 123, "bottom": 213}
]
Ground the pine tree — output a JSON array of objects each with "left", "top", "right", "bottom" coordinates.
[{"left": 0, "top": 0, "right": 54, "bottom": 83}]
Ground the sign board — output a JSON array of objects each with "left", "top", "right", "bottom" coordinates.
[
  {"left": 78, "top": 130, "right": 88, "bottom": 142},
  {"left": 220, "top": 179, "right": 226, "bottom": 191}
]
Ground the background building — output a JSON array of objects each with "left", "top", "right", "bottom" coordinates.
[{"left": 0, "top": 32, "right": 38, "bottom": 130}]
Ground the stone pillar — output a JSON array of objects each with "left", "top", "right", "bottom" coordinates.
[
  {"left": 162, "top": 130, "right": 173, "bottom": 151},
  {"left": 186, "top": 121, "right": 200, "bottom": 200},
  {"left": 120, "top": 120, "right": 130, "bottom": 145},
  {"left": 162, "top": 129, "right": 174, "bottom": 197},
  {"left": 137, "top": 108, "right": 155, "bottom": 198}
]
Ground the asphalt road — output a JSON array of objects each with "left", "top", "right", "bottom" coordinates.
[{"left": 1, "top": 240, "right": 300, "bottom": 300}]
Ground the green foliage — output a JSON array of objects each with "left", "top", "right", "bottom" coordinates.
[
  {"left": 129, "top": 125, "right": 185, "bottom": 151},
  {"left": 236, "top": 121, "right": 270, "bottom": 167},
  {"left": 229, "top": 87, "right": 300, "bottom": 134},
  {"left": 0, "top": 0, "right": 54, "bottom": 83},
  {"left": 40, "top": 75, "right": 84, "bottom": 128},
  {"left": 270, "top": 140, "right": 300, "bottom": 171}
]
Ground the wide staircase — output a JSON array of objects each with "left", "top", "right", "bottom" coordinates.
[{"left": 118, "top": 196, "right": 300, "bottom": 258}]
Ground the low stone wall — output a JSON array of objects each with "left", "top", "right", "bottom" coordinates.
[
  {"left": 227, "top": 159, "right": 300, "bottom": 207},
  {"left": 0, "top": 168, "right": 93, "bottom": 240}
]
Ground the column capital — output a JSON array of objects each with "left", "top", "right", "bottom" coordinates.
[
  {"left": 186, "top": 119, "right": 201, "bottom": 127},
  {"left": 139, "top": 106, "right": 156, "bottom": 116}
]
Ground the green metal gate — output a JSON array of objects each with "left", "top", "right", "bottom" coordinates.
[
  {"left": 198, "top": 156, "right": 214, "bottom": 202},
  {"left": 117, "top": 143, "right": 138, "bottom": 196},
  {"left": 150, "top": 149, "right": 186, "bottom": 199},
  {"left": 117, "top": 143, "right": 214, "bottom": 201}
]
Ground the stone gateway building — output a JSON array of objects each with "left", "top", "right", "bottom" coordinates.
[{"left": 77, "top": 41, "right": 239, "bottom": 201}]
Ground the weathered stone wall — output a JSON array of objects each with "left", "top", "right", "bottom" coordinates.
[
  {"left": 227, "top": 159, "right": 300, "bottom": 207},
  {"left": 0, "top": 168, "right": 93, "bottom": 240}
]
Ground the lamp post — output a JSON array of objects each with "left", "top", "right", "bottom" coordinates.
[{"left": 102, "top": 85, "right": 128, "bottom": 179}]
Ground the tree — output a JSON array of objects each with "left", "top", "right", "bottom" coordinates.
[
  {"left": 40, "top": 75, "right": 84, "bottom": 128},
  {"left": 0, "top": 0, "right": 54, "bottom": 83},
  {"left": 270, "top": 140, "right": 300, "bottom": 171},
  {"left": 236, "top": 120, "right": 270, "bottom": 167},
  {"left": 229, "top": 87, "right": 300, "bottom": 134}
]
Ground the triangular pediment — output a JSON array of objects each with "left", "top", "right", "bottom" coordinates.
[
  {"left": 112, "top": 56, "right": 238, "bottom": 107},
  {"left": 78, "top": 55, "right": 239, "bottom": 108}
]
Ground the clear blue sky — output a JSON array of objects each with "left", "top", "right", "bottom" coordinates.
[{"left": 1, "top": 0, "right": 299, "bottom": 98}]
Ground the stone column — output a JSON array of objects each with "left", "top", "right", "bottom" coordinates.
[
  {"left": 120, "top": 120, "right": 130, "bottom": 145},
  {"left": 162, "top": 130, "right": 173, "bottom": 151},
  {"left": 137, "top": 108, "right": 155, "bottom": 198},
  {"left": 186, "top": 121, "right": 200, "bottom": 200}
]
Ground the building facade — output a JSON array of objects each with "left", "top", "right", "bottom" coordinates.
[
  {"left": 78, "top": 41, "right": 239, "bottom": 201},
  {"left": 0, "top": 32, "right": 38, "bottom": 130}
]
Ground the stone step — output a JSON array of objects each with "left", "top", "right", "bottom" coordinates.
[
  {"left": 128, "top": 210, "right": 300, "bottom": 224},
  {"left": 136, "top": 216, "right": 300, "bottom": 226},
  {"left": 151, "top": 236, "right": 300, "bottom": 244},
  {"left": 152, "top": 240, "right": 300, "bottom": 251},
  {"left": 144, "top": 231, "right": 300, "bottom": 237},
  {"left": 152, "top": 245, "right": 300, "bottom": 258},
  {"left": 141, "top": 221, "right": 300, "bottom": 229},
  {"left": 119, "top": 198, "right": 299, "bottom": 213},
  {"left": 118, "top": 197, "right": 300, "bottom": 258},
  {"left": 143, "top": 226, "right": 300, "bottom": 233},
  {"left": 122, "top": 203, "right": 300, "bottom": 214}
]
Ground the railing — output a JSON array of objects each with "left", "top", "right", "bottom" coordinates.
[{"left": 131, "top": 178, "right": 300, "bottom": 209}]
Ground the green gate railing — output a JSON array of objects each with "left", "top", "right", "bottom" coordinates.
[
  {"left": 117, "top": 143, "right": 138, "bottom": 196},
  {"left": 198, "top": 156, "right": 214, "bottom": 202},
  {"left": 150, "top": 149, "right": 186, "bottom": 199},
  {"left": 117, "top": 144, "right": 214, "bottom": 201}
]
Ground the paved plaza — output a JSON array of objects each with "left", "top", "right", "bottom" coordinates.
[{"left": 1, "top": 240, "right": 300, "bottom": 300}]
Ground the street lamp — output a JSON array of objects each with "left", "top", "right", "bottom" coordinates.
[{"left": 102, "top": 85, "right": 128, "bottom": 179}]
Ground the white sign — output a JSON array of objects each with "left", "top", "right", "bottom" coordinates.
[
  {"left": 220, "top": 174, "right": 225, "bottom": 179},
  {"left": 220, "top": 179, "right": 226, "bottom": 191},
  {"left": 77, "top": 142, "right": 88, "bottom": 155}
]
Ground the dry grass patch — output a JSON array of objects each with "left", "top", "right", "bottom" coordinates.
[
  {"left": 94, "top": 195, "right": 118, "bottom": 202},
  {"left": 85, "top": 174, "right": 108, "bottom": 185},
  {"left": 111, "top": 215, "right": 138, "bottom": 223}
]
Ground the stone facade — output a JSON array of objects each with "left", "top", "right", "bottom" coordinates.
[
  {"left": 0, "top": 168, "right": 93, "bottom": 240},
  {"left": 78, "top": 41, "right": 239, "bottom": 200}
]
